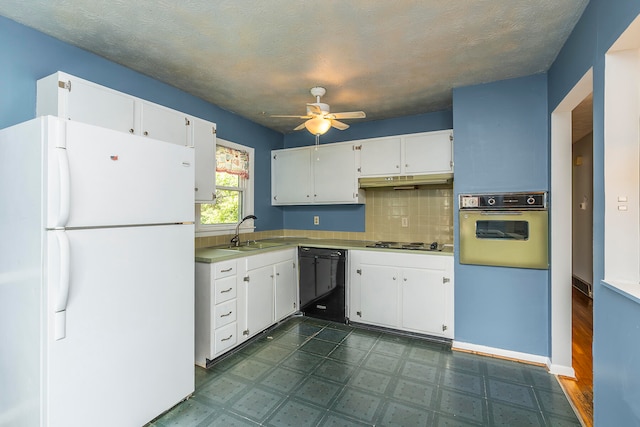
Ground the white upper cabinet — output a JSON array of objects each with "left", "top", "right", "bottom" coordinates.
[
  {"left": 358, "top": 130, "right": 453, "bottom": 177},
  {"left": 271, "top": 148, "right": 312, "bottom": 204},
  {"left": 191, "top": 117, "right": 216, "bottom": 203},
  {"left": 313, "top": 143, "right": 362, "bottom": 204},
  {"left": 271, "top": 143, "right": 364, "bottom": 205},
  {"left": 139, "top": 101, "right": 190, "bottom": 146},
  {"left": 359, "top": 137, "right": 402, "bottom": 176},
  {"left": 36, "top": 71, "right": 216, "bottom": 202},
  {"left": 37, "top": 72, "right": 136, "bottom": 134},
  {"left": 403, "top": 130, "right": 453, "bottom": 174}
]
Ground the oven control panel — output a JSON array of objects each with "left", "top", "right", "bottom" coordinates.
[{"left": 459, "top": 192, "right": 547, "bottom": 210}]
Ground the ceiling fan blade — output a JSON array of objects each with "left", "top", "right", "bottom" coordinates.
[
  {"left": 271, "top": 114, "right": 312, "bottom": 119},
  {"left": 331, "top": 119, "right": 350, "bottom": 130},
  {"left": 331, "top": 111, "right": 366, "bottom": 119},
  {"left": 293, "top": 122, "right": 307, "bottom": 131},
  {"left": 306, "top": 104, "right": 324, "bottom": 115}
]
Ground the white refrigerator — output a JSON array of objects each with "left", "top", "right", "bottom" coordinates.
[{"left": 0, "top": 116, "right": 195, "bottom": 426}]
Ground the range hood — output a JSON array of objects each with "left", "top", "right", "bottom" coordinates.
[{"left": 359, "top": 173, "right": 453, "bottom": 189}]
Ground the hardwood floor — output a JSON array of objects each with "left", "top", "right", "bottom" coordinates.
[{"left": 559, "top": 286, "right": 593, "bottom": 427}]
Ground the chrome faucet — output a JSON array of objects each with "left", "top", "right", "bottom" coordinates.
[{"left": 231, "top": 215, "right": 257, "bottom": 247}]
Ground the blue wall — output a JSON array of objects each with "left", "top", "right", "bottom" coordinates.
[
  {"left": 280, "top": 110, "right": 453, "bottom": 231},
  {"left": 0, "top": 15, "right": 284, "bottom": 231},
  {"left": 548, "top": 0, "right": 640, "bottom": 425},
  {"left": 452, "top": 74, "right": 550, "bottom": 356}
]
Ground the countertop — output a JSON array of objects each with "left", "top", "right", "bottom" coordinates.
[{"left": 195, "top": 237, "right": 454, "bottom": 263}]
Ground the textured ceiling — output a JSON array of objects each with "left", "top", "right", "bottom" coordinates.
[{"left": 0, "top": 1, "right": 588, "bottom": 134}]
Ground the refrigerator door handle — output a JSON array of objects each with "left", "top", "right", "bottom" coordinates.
[
  {"left": 54, "top": 230, "right": 70, "bottom": 340},
  {"left": 55, "top": 147, "right": 71, "bottom": 228}
]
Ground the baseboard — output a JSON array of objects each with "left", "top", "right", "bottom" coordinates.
[
  {"left": 452, "top": 340, "right": 549, "bottom": 367},
  {"left": 548, "top": 362, "right": 576, "bottom": 378}
]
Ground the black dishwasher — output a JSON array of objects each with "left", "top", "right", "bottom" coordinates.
[{"left": 298, "top": 247, "right": 347, "bottom": 323}]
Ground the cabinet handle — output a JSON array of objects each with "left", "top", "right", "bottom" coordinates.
[
  {"left": 143, "top": 131, "right": 149, "bottom": 136},
  {"left": 129, "top": 129, "right": 134, "bottom": 134},
  {"left": 220, "top": 311, "right": 233, "bottom": 317},
  {"left": 221, "top": 335, "right": 233, "bottom": 341},
  {"left": 220, "top": 287, "right": 233, "bottom": 293},
  {"left": 221, "top": 267, "right": 233, "bottom": 272}
]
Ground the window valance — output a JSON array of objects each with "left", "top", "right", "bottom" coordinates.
[{"left": 216, "top": 146, "right": 249, "bottom": 179}]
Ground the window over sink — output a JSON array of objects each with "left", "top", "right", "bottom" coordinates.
[{"left": 196, "top": 138, "right": 254, "bottom": 236}]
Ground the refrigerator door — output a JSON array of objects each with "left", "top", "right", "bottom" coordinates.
[
  {"left": 45, "top": 117, "right": 194, "bottom": 229},
  {"left": 45, "top": 224, "right": 194, "bottom": 427}
]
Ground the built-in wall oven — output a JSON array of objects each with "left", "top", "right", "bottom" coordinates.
[{"left": 459, "top": 192, "right": 549, "bottom": 269}]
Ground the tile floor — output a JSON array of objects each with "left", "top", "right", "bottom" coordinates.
[{"left": 150, "top": 316, "right": 580, "bottom": 427}]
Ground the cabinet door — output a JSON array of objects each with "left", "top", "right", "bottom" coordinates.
[
  {"left": 274, "top": 260, "right": 298, "bottom": 321},
  {"left": 313, "top": 144, "right": 358, "bottom": 203},
  {"left": 271, "top": 148, "right": 312, "bottom": 204},
  {"left": 140, "top": 101, "right": 189, "bottom": 146},
  {"left": 401, "top": 267, "right": 447, "bottom": 336},
  {"left": 403, "top": 131, "right": 453, "bottom": 174},
  {"left": 359, "top": 265, "right": 399, "bottom": 327},
  {"left": 245, "top": 265, "right": 274, "bottom": 336},
  {"left": 359, "top": 137, "right": 402, "bottom": 176},
  {"left": 66, "top": 78, "right": 136, "bottom": 134},
  {"left": 191, "top": 117, "right": 216, "bottom": 202}
]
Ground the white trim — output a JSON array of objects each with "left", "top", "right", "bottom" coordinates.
[
  {"left": 453, "top": 340, "right": 553, "bottom": 368},
  {"left": 550, "top": 68, "right": 593, "bottom": 377}
]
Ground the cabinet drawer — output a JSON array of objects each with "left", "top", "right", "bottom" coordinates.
[
  {"left": 214, "top": 322, "right": 237, "bottom": 355},
  {"left": 214, "top": 276, "right": 237, "bottom": 304},
  {"left": 214, "top": 299, "right": 237, "bottom": 328},
  {"left": 214, "top": 260, "right": 236, "bottom": 278}
]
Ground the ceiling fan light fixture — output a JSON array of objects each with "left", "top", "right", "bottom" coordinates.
[{"left": 305, "top": 117, "right": 331, "bottom": 135}]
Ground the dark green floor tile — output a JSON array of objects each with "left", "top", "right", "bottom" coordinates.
[
  {"left": 281, "top": 350, "right": 325, "bottom": 373},
  {"left": 253, "top": 343, "right": 294, "bottom": 364},
  {"left": 300, "top": 338, "right": 338, "bottom": 356},
  {"left": 210, "top": 352, "right": 247, "bottom": 372},
  {"left": 372, "top": 338, "right": 409, "bottom": 357},
  {"left": 437, "top": 388, "right": 488, "bottom": 424},
  {"left": 349, "top": 368, "right": 392, "bottom": 395},
  {"left": 286, "top": 322, "right": 323, "bottom": 337},
  {"left": 228, "top": 358, "right": 273, "bottom": 382},
  {"left": 440, "top": 369, "right": 485, "bottom": 396},
  {"left": 527, "top": 368, "right": 562, "bottom": 391},
  {"left": 317, "top": 411, "right": 372, "bottom": 426},
  {"left": 295, "top": 376, "right": 343, "bottom": 407},
  {"left": 542, "top": 414, "right": 582, "bottom": 426},
  {"left": 361, "top": 351, "right": 401, "bottom": 374},
  {"left": 406, "top": 344, "right": 444, "bottom": 366},
  {"left": 442, "top": 352, "right": 484, "bottom": 374},
  {"left": 259, "top": 367, "right": 307, "bottom": 393},
  {"left": 302, "top": 317, "right": 332, "bottom": 327},
  {"left": 377, "top": 401, "right": 432, "bottom": 426},
  {"left": 342, "top": 333, "right": 379, "bottom": 351},
  {"left": 154, "top": 398, "right": 216, "bottom": 427},
  {"left": 316, "top": 328, "right": 350, "bottom": 343},
  {"left": 488, "top": 401, "right": 546, "bottom": 426},
  {"left": 325, "top": 321, "right": 355, "bottom": 332},
  {"left": 203, "top": 410, "right": 261, "bottom": 426},
  {"left": 535, "top": 388, "right": 579, "bottom": 418},
  {"left": 432, "top": 413, "right": 484, "bottom": 426},
  {"left": 273, "top": 331, "right": 311, "bottom": 348},
  {"left": 329, "top": 345, "right": 368, "bottom": 365},
  {"left": 487, "top": 378, "right": 537, "bottom": 409},
  {"left": 197, "top": 373, "right": 251, "bottom": 406},
  {"left": 195, "top": 365, "right": 217, "bottom": 388},
  {"left": 265, "top": 398, "right": 324, "bottom": 427},
  {"left": 400, "top": 359, "right": 440, "bottom": 384},
  {"left": 391, "top": 377, "right": 437, "bottom": 407},
  {"left": 230, "top": 387, "right": 286, "bottom": 423},
  {"left": 485, "top": 359, "right": 528, "bottom": 383},
  {"left": 331, "top": 387, "right": 382, "bottom": 423},
  {"left": 313, "top": 358, "right": 357, "bottom": 383}
]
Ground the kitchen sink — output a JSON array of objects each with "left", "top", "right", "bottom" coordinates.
[{"left": 226, "top": 241, "right": 286, "bottom": 251}]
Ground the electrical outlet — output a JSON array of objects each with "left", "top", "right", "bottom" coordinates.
[
  {"left": 313, "top": 216, "right": 319, "bottom": 225},
  {"left": 402, "top": 217, "right": 408, "bottom": 227}
]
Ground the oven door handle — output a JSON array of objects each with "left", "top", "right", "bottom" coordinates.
[{"left": 480, "top": 211, "right": 524, "bottom": 215}]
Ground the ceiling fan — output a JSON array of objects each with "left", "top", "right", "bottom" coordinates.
[{"left": 272, "top": 87, "right": 366, "bottom": 135}]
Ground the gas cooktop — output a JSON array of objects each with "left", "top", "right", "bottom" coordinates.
[{"left": 365, "top": 241, "right": 441, "bottom": 251}]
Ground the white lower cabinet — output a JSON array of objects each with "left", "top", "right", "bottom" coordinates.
[
  {"left": 195, "top": 248, "right": 298, "bottom": 366},
  {"left": 349, "top": 250, "right": 454, "bottom": 339}
]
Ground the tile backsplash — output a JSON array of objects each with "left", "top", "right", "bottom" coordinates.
[{"left": 194, "top": 186, "right": 454, "bottom": 248}]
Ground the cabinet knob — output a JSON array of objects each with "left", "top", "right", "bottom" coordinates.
[
  {"left": 129, "top": 128, "right": 134, "bottom": 134},
  {"left": 393, "top": 277, "right": 397, "bottom": 280},
  {"left": 404, "top": 278, "right": 407, "bottom": 281},
  {"left": 143, "top": 131, "right": 149, "bottom": 136}
]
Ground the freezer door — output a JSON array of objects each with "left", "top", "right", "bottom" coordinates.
[
  {"left": 45, "top": 117, "right": 194, "bottom": 228},
  {"left": 45, "top": 225, "right": 194, "bottom": 427}
]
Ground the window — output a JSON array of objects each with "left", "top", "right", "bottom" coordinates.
[{"left": 196, "top": 138, "right": 254, "bottom": 236}]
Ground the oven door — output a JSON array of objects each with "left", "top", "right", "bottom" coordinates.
[{"left": 459, "top": 210, "right": 548, "bottom": 269}]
